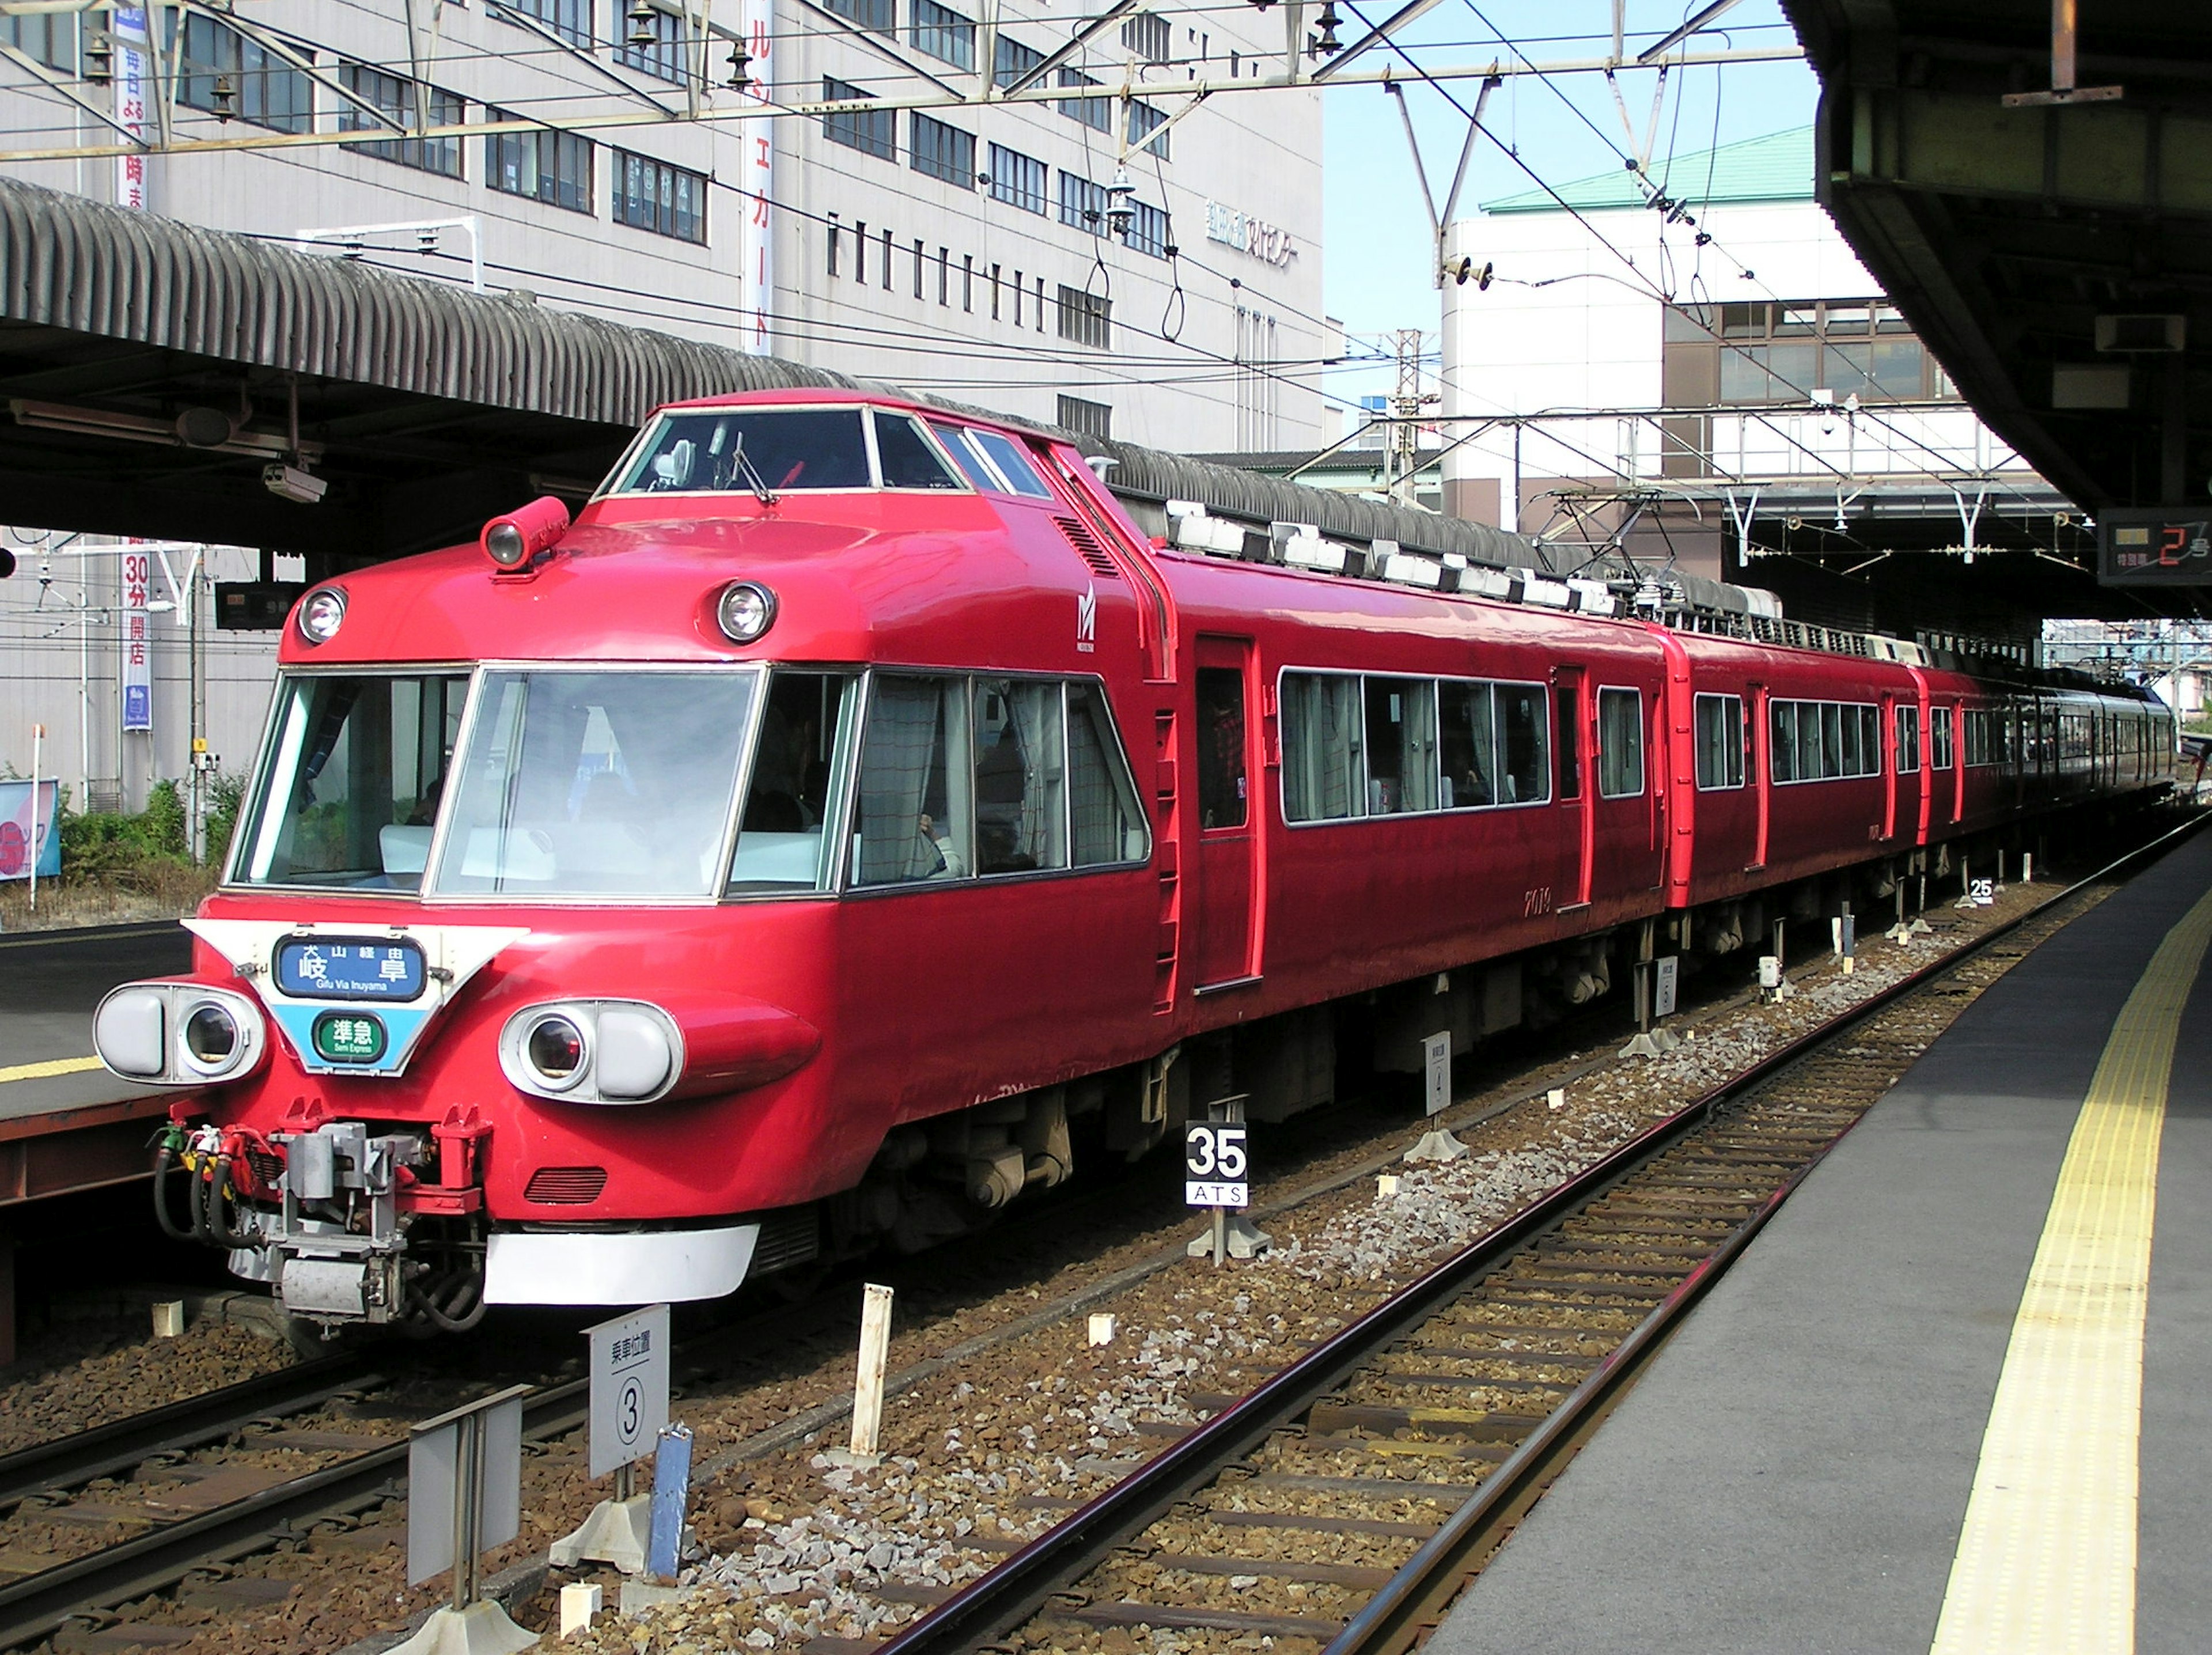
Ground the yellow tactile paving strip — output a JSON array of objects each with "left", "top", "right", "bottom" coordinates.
[
  {"left": 0, "top": 1054, "right": 105, "bottom": 1086},
  {"left": 1929, "top": 881, "right": 2212, "bottom": 1655}
]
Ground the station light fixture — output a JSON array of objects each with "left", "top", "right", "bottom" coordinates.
[
  {"left": 296, "top": 585, "right": 347, "bottom": 645},
  {"left": 716, "top": 580, "right": 778, "bottom": 644}
]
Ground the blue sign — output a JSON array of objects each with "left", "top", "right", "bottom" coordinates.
[{"left": 275, "top": 937, "right": 426, "bottom": 1001}]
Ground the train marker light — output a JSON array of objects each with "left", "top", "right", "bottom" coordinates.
[
  {"left": 525, "top": 1015, "right": 589, "bottom": 1088},
  {"left": 716, "top": 580, "right": 777, "bottom": 644},
  {"left": 181, "top": 1002, "right": 241, "bottom": 1070},
  {"left": 297, "top": 586, "right": 347, "bottom": 645},
  {"left": 481, "top": 495, "right": 573, "bottom": 571}
]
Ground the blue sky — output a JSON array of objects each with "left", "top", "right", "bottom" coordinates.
[{"left": 1319, "top": 0, "right": 1820, "bottom": 409}]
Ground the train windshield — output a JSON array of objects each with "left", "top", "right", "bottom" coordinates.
[
  {"left": 429, "top": 668, "right": 758, "bottom": 898},
  {"left": 609, "top": 408, "right": 874, "bottom": 495}
]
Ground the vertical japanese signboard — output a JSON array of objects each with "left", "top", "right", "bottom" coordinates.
[
  {"left": 738, "top": 0, "right": 775, "bottom": 353},
  {"left": 120, "top": 547, "right": 152, "bottom": 733},
  {"left": 113, "top": 6, "right": 150, "bottom": 210}
]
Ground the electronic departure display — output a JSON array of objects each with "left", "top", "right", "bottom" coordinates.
[
  {"left": 275, "top": 937, "right": 427, "bottom": 1001},
  {"left": 2099, "top": 508, "right": 2212, "bottom": 585}
]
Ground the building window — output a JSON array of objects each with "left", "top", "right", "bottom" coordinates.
[
  {"left": 826, "top": 0, "right": 895, "bottom": 31},
  {"left": 337, "top": 63, "right": 464, "bottom": 177},
  {"left": 911, "top": 113, "right": 974, "bottom": 187},
  {"left": 612, "top": 148, "right": 706, "bottom": 241},
  {"left": 987, "top": 143, "right": 1047, "bottom": 214},
  {"left": 1127, "top": 99, "right": 1169, "bottom": 158},
  {"left": 1662, "top": 299, "right": 1955, "bottom": 407},
  {"left": 1058, "top": 395, "right": 1112, "bottom": 440},
  {"left": 1127, "top": 201, "right": 1171, "bottom": 258},
  {"left": 612, "top": 2, "right": 686, "bottom": 81},
  {"left": 1059, "top": 173, "right": 1107, "bottom": 233},
  {"left": 1, "top": 13, "right": 74, "bottom": 71},
  {"left": 910, "top": 0, "right": 974, "bottom": 70},
  {"left": 1057, "top": 284, "right": 1111, "bottom": 349},
  {"left": 175, "top": 14, "right": 310, "bottom": 134},
  {"left": 823, "top": 77, "right": 895, "bottom": 160},
  {"left": 1121, "top": 11, "right": 1171, "bottom": 63},
  {"left": 507, "top": 0, "right": 593, "bottom": 47},
  {"left": 1057, "top": 67, "right": 1110, "bottom": 131},
  {"left": 487, "top": 112, "right": 594, "bottom": 213},
  {"left": 994, "top": 34, "right": 1042, "bottom": 89}
]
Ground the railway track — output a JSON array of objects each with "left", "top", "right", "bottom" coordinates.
[{"left": 873, "top": 815, "right": 2200, "bottom": 1655}]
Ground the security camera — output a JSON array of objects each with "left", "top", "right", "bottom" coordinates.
[{"left": 263, "top": 463, "right": 327, "bottom": 505}]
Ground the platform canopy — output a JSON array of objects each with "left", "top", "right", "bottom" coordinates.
[{"left": 1783, "top": 0, "right": 2212, "bottom": 543}]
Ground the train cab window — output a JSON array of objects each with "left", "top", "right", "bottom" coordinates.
[
  {"left": 853, "top": 675, "right": 974, "bottom": 885},
  {"left": 1931, "top": 707, "right": 1955, "bottom": 770},
  {"left": 234, "top": 672, "right": 468, "bottom": 890},
  {"left": 927, "top": 422, "right": 998, "bottom": 490},
  {"left": 1439, "top": 681, "right": 1496, "bottom": 808},
  {"left": 431, "top": 668, "right": 756, "bottom": 897},
  {"left": 1597, "top": 688, "right": 1645, "bottom": 798},
  {"left": 1554, "top": 684, "right": 1581, "bottom": 800},
  {"left": 611, "top": 408, "right": 873, "bottom": 493},
  {"left": 1363, "top": 677, "right": 1437, "bottom": 814},
  {"left": 1694, "top": 693, "right": 1744, "bottom": 789},
  {"left": 1498, "top": 684, "right": 1548, "bottom": 804},
  {"left": 872, "top": 412, "right": 964, "bottom": 490},
  {"left": 974, "top": 677, "right": 1068, "bottom": 873},
  {"left": 1895, "top": 705, "right": 1922, "bottom": 773},
  {"left": 729, "top": 672, "right": 856, "bottom": 893},
  {"left": 1068, "top": 683, "right": 1147, "bottom": 865},
  {"left": 1196, "top": 668, "right": 1248, "bottom": 829},
  {"left": 1282, "top": 673, "right": 1360, "bottom": 822}
]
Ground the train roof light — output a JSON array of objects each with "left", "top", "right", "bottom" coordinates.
[
  {"left": 481, "top": 495, "right": 572, "bottom": 572},
  {"left": 297, "top": 586, "right": 346, "bottom": 645},
  {"left": 717, "top": 580, "right": 778, "bottom": 645}
]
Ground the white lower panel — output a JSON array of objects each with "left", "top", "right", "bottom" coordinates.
[{"left": 483, "top": 1223, "right": 760, "bottom": 1305}]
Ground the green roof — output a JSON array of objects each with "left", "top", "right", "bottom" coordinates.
[{"left": 1483, "top": 126, "right": 1813, "bottom": 215}]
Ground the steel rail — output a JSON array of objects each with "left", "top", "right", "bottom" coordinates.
[
  {"left": 0, "top": 1379, "right": 588, "bottom": 1652},
  {"left": 876, "top": 806, "right": 2210, "bottom": 1655},
  {"left": 0, "top": 1354, "right": 381, "bottom": 1516}
]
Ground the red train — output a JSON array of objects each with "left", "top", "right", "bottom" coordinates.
[{"left": 94, "top": 390, "right": 2174, "bottom": 1333}]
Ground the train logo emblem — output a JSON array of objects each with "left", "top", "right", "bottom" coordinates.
[{"left": 1077, "top": 584, "right": 1096, "bottom": 653}]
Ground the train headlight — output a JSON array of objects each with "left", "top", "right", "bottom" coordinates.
[
  {"left": 297, "top": 586, "right": 347, "bottom": 645},
  {"left": 484, "top": 521, "right": 529, "bottom": 567},
  {"left": 716, "top": 580, "right": 777, "bottom": 645},
  {"left": 499, "top": 1000, "right": 685, "bottom": 1104},
  {"left": 93, "top": 983, "right": 266, "bottom": 1084}
]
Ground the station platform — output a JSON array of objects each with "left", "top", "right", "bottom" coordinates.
[{"left": 1430, "top": 827, "right": 2212, "bottom": 1655}]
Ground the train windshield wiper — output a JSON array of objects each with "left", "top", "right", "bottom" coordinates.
[{"left": 731, "top": 435, "right": 778, "bottom": 507}]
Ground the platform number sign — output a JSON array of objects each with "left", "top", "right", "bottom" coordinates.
[
  {"left": 585, "top": 1303, "right": 670, "bottom": 1479},
  {"left": 1185, "top": 1122, "right": 1248, "bottom": 1209}
]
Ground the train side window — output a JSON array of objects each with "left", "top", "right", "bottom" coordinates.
[
  {"left": 1895, "top": 705, "right": 1922, "bottom": 773},
  {"left": 1931, "top": 707, "right": 1955, "bottom": 769},
  {"left": 873, "top": 412, "right": 964, "bottom": 490},
  {"left": 1822, "top": 704, "right": 1847, "bottom": 778},
  {"left": 1694, "top": 692, "right": 1744, "bottom": 790},
  {"left": 1859, "top": 705, "right": 1880, "bottom": 772},
  {"left": 1439, "top": 681, "right": 1496, "bottom": 808},
  {"left": 968, "top": 429, "right": 1055, "bottom": 498},
  {"left": 1195, "top": 668, "right": 1248, "bottom": 830},
  {"left": 1364, "top": 676, "right": 1437, "bottom": 815},
  {"left": 1597, "top": 688, "right": 1644, "bottom": 797},
  {"left": 853, "top": 675, "right": 974, "bottom": 885},
  {"left": 1498, "top": 684, "right": 1550, "bottom": 804},
  {"left": 1769, "top": 700, "right": 1797, "bottom": 782},
  {"left": 1554, "top": 684, "right": 1581, "bottom": 800},
  {"left": 973, "top": 677, "right": 1068, "bottom": 873},
  {"left": 1068, "top": 682, "right": 1147, "bottom": 865},
  {"left": 1281, "top": 672, "right": 1359, "bottom": 822},
  {"left": 926, "top": 422, "right": 999, "bottom": 489},
  {"left": 730, "top": 672, "right": 856, "bottom": 892},
  {"left": 1796, "top": 703, "right": 1825, "bottom": 779}
]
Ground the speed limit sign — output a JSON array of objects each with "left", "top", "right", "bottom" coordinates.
[{"left": 1185, "top": 1122, "right": 1248, "bottom": 1208}]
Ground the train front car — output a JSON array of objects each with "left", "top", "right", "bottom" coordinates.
[{"left": 93, "top": 392, "right": 1158, "bottom": 1336}]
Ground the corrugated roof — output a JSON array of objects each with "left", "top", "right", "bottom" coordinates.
[{"left": 1483, "top": 126, "right": 1813, "bottom": 215}]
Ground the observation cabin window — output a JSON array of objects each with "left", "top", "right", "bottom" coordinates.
[
  {"left": 850, "top": 673, "right": 1143, "bottom": 887},
  {"left": 1196, "top": 668, "right": 1249, "bottom": 829},
  {"left": 729, "top": 671, "right": 858, "bottom": 893},
  {"left": 234, "top": 673, "right": 468, "bottom": 890},
  {"left": 1597, "top": 688, "right": 1645, "bottom": 798},
  {"left": 431, "top": 669, "right": 756, "bottom": 898}
]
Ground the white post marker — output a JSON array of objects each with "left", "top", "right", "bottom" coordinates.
[
  {"left": 393, "top": 1384, "right": 534, "bottom": 1655},
  {"left": 1087, "top": 1312, "right": 1117, "bottom": 1347},
  {"left": 1407, "top": 1032, "right": 1469, "bottom": 1159},
  {"left": 1185, "top": 1096, "right": 1270, "bottom": 1262},
  {"left": 827, "top": 1283, "right": 895, "bottom": 1468},
  {"left": 549, "top": 1304, "right": 670, "bottom": 1576}
]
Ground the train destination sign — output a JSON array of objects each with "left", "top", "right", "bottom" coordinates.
[
  {"left": 276, "top": 936, "right": 427, "bottom": 1001},
  {"left": 2099, "top": 508, "right": 2212, "bottom": 585}
]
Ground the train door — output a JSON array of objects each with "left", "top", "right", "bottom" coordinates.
[
  {"left": 1189, "top": 637, "right": 1260, "bottom": 991},
  {"left": 1880, "top": 690, "right": 1901, "bottom": 842},
  {"left": 1748, "top": 683, "right": 1771, "bottom": 870},
  {"left": 1552, "top": 666, "right": 1594, "bottom": 908}
]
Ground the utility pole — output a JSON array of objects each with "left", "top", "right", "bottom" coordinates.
[{"left": 1390, "top": 329, "right": 1440, "bottom": 508}]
